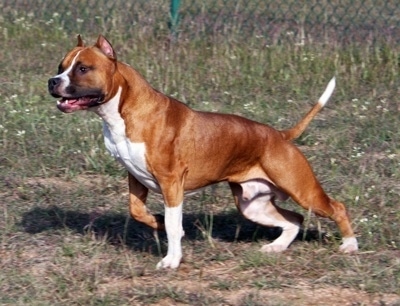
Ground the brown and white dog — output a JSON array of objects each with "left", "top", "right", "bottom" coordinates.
[{"left": 48, "top": 35, "right": 358, "bottom": 269}]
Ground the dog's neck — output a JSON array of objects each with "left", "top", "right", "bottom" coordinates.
[{"left": 94, "top": 87, "right": 122, "bottom": 123}]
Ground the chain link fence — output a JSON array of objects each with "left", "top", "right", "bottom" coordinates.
[{"left": 1, "top": 0, "right": 399, "bottom": 45}]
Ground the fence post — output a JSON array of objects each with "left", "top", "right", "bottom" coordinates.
[{"left": 169, "top": 0, "right": 181, "bottom": 38}]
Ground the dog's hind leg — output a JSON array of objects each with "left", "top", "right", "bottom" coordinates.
[
  {"left": 229, "top": 182, "right": 304, "bottom": 252},
  {"left": 262, "top": 142, "right": 358, "bottom": 253}
]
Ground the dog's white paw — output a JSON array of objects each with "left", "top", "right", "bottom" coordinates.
[
  {"left": 156, "top": 255, "right": 182, "bottom": 269},
  {"left": 339, "top": 236, "right": 358, "bottom": 253},
  {"left": 260, "top": 243, "right": 288, "bottom": 253}
]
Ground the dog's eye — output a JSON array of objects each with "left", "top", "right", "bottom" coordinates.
[
  {"left": 76, "top": 65, "right": 90, "bottom": 75},
  {"left": 78, "top": 66, "right": 88, "bottom": 73}
]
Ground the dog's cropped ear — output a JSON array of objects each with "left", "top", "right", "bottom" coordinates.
[
  {"left": 77, "top": 34, "right": 84, "bottom": 47},
  {"left": 95, "top": 35, "right": 117, "bottom": 60}
]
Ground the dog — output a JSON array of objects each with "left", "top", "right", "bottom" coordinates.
[{"left": 48, "top": 35, "right": 358, "bottom": 269}]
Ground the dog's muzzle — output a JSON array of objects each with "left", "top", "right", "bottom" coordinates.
[{"left": 48, "top": 77, "right": 62, "bottom": 97}]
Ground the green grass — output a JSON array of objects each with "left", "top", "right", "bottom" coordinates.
[{"left": 1, "top": 2, "right": 400, "bottom": 305}]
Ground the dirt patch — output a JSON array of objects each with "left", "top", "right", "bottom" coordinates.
[
  {"left": 24, "top": 175, "right": 122, "bottom": 192},
  {"left": 225, "top": 286, "right": 400, "bottom": 306},
  {"left": 96, "top": 274, "right": 400, "bottom": 306}
]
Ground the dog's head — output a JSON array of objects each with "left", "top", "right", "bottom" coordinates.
[{"left": 48, "top": 35, "right": 117, "bottom": 113}]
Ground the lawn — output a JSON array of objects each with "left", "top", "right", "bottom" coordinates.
[{"left": 0, "top": 1, "right": 399, "bottom": 305}]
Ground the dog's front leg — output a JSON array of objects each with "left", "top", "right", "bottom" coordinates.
[
  {"left": 156, "top": 202, "right": 184, "bottom": 269},
  {"left": 128, "top": 173, "right": 165, "bottom": 230},
  {"left": 156, "top": 175, "right": 186, "bottom": 269}
]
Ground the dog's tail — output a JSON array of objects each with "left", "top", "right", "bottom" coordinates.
[{"left": 280, "top": 77, "right": 336, "bottom": 141}]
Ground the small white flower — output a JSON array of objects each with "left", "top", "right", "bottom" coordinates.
[{"left": 16, "top": 130, "right": 26, "bottom": 137}]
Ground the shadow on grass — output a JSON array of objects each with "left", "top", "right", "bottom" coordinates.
[{"left": 21, "top": 206, "right": 325, "bottom": 255}]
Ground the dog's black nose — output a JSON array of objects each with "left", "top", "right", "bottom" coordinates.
[{"left": 48, "top": 77, "right": 61, "bottom": 92}]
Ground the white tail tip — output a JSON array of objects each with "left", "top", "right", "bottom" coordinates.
[{"left": 318, "top": 77, "right": 336, "bottom": 107}]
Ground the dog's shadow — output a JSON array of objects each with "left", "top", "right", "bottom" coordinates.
[{"left": 21, "top": 206, "right": 325, "bottom": 255}]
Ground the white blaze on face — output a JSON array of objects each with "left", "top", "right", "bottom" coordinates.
[{"left": 53, "top": 50, "right": 82, "bottom": 93}]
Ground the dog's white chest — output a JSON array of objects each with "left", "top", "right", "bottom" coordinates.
[
  {"left": 94, "top": 88, "right": 161, "bottom": 193},
  {"left": 103, "top": 125, "right": 204, "bottom": 196},
  {"left": 103, "top": 124, "right": 161, "bottom": 193}
]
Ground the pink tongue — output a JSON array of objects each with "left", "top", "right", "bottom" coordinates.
[
  {"left": 65, "top": 97, "right": 89, "bottom": 105},
  {"left": 78, "top": 97, "right": 93, "bottom": 105}
]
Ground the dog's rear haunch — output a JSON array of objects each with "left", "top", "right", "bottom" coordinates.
[{"left": 48, "top": 35, "right": 358, "bottom": 269}]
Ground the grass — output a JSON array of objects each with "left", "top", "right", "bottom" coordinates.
[{"left": 1, "top": 1, "right": 400, "bottom": 305}]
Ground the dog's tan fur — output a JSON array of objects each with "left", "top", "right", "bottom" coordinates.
[{"left": 48, "top": 35, "right": 358, "bottom": 268}]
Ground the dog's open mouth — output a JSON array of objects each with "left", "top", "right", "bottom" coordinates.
[{"left": 57, "top": 96, "right": 103, "bottom": 113}]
